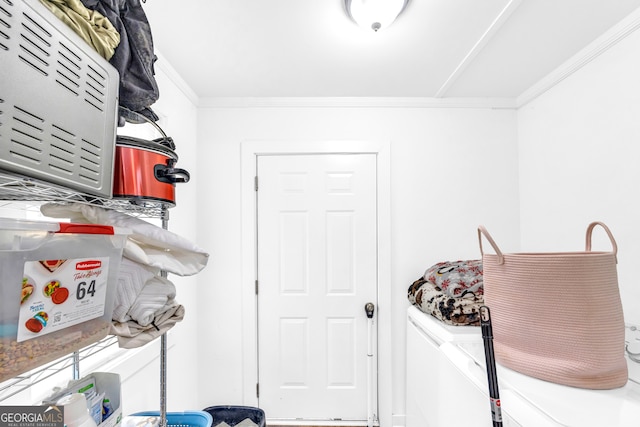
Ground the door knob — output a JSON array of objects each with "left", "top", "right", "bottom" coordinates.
[{"left": 364, "top": 302, "right": 375, "bottom": 319}]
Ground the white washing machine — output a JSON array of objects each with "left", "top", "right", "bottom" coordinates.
[{"left": 406, "top": 305, "right": 640, "bottom": 427}]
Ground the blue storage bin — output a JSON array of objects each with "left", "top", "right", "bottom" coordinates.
[
  {"left": 202, "top": 406, "right": 266, "bottom": 427},
  {"left": 131, "top": 411, "right": 212, "bottom": 427}
]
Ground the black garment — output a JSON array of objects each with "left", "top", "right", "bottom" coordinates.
[{"left": 81, "top": 0, "right": 159, "bottom": 122}]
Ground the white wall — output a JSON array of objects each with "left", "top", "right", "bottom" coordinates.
[
  {"left": 194, "top": 103, "right": 520, "bottom": 422},
  {"left": 518, "top": 26, "right": 640, "bottom": 325}
]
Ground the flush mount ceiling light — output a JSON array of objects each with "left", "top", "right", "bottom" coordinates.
[{"left": 345, "top": 0, "right": 409, "bottom": 32}]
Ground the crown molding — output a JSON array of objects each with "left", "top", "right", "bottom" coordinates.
[
  {"left": 197, "top": 96, "right": 516, "bottom": 109},
  {"left": 517, "top": 6, "right": 640, "bottom": 108}
]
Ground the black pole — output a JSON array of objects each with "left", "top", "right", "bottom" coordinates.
[{"left": 480, "top": 305, "right": 503, "bottom": 427}]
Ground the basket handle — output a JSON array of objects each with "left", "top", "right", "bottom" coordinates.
[
  {"left": 585, "top": 221, "right": 618, "bottom": 263},
  {"left": 478, "top": 225, "right": 504, "bottom": 265}
]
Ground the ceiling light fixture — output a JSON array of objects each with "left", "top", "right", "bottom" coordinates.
[{"left": 345, "top": 0, "right": 409, "bottom": 32}]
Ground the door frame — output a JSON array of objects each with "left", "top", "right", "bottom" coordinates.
[{"left": 241, "top": 140, "right": 391, "bottom": 426}]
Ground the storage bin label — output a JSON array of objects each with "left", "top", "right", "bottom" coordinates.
[{"left": 17, "top": 258, "right": 110, "bottom": 342}]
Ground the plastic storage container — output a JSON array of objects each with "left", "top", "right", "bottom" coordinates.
[
  {"left": 0, "top": 218, "right": 127, "bottom": 382},
  {"left": 130, "top": 411, "right": 212, "bottom": 427},
  {"left": 202, "top": 406, "right": 266, "bottom": 427}
]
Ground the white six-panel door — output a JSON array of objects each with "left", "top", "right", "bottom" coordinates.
[{"left": 256, "top": 153, "right": 378, "bottom": 423}]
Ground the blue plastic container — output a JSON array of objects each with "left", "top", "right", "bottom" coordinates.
[
  {"left": 202, "top": 406, "right": 266, "bottom": 427},
  {"left": 132, "top": 411, "right": 213, "bottom": 427}
]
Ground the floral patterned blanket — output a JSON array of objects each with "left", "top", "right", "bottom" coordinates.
[{"left": 407, "top": 260, "right": 484, "bottom": 326}]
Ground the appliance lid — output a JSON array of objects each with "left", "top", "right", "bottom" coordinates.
[
  {"left": 455, "top": 340, "right": 640, "bottom": 426},
  {"left": 115, "top": 135, "right": 178, "bottom": 160},
  {"left": 407, "top": 305, "right": 481, "bottom": 344}
]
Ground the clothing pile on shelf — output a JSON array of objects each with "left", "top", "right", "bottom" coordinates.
[
  {"left": 407, "top": 259, "right": 484, "bottom": 326},
  {"left": 39, "top": 0, "right": 160, "bottom": 123},
  {"left": 41, "top": 203, "right": 209, "bottom": 349}
]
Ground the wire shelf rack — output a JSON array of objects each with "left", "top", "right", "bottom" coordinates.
[
  {"left": 0, "top": 336, "right": 120, "bottom": 402},
  {"left": 0, "top": 169, "right": 171, "bottom": 410},
  {"left": 0, "top": 171, "right": 171, "bottom": 219}
]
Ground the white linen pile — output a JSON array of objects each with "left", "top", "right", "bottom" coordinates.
[{"left": 40, "top": 202, "right": 209, "bottom": 348}]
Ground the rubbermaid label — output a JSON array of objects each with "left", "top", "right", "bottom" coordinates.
[{"left": 76, "top": 260, "right": 102, "bottom": 270}]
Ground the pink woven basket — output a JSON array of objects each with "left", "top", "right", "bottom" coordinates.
[{"left": 478, "top": 222, "right": 627, "bottom": 389}]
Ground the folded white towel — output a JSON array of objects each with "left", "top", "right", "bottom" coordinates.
[
  {"left": 110, "top": 304, "right": 185, "bottom": 349},
  {"left": 113, "top": 258, "right": 157, "bottom": 323},
  {"left": 40, "top": 203, "right": 209, "bottom": 276},
  {"left": 128, "top": 274, "right": 177, "bottom": 327}
]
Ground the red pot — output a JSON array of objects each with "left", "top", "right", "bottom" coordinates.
[{"left": 113, "top": 136, "right": 190, "bottom": 205}]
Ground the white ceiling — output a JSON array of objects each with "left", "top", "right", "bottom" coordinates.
[{"left": 142, "top": 0, "right": 640, "bottom": 101}]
